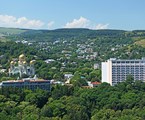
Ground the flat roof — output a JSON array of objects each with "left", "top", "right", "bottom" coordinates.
[
  {"left": 109, "top": 57, "right": 145, "bottom": 61},
  {"left": 1, "top": 79, "right": 50, "bottom": 83}
]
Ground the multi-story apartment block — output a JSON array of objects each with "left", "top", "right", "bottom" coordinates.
[{"left": 102, "top": 58, "right": 145, "bottom": 86}]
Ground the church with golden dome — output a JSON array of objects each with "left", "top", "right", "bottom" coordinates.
[{"left": 9, "top": 54, "right": 35, "bottom": 77}]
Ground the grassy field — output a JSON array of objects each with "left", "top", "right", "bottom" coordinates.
[
  {"left": 0, "top": 38, "right": 10, "bottom": 42},
  {"left": 0, "top": 27, "right": 27, "bottom": 35},
  {"left": 0, "top": 27, "right": 28, "bottom": 42},
  {"left": 134, "top": 39, "right": 145, "bottom": 47}
]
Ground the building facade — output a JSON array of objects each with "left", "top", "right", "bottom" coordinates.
[
  {"left": 0, "top": 78, "right": 51, "bottom": 91},
  {"left": 102, "top": 58, "right": 145, "bottom": 86},
  {"left": 9, "top": 54, "right": 35, "bottom": 77}
]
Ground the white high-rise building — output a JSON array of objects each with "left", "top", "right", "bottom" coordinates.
[{"left": 102, "top": 58, "right": 145, "bottom": 86}]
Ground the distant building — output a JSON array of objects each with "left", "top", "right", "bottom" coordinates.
[
  {"left": 9, "top": 54, "right": 35, "bottom": 77},
  {"left": 44, "top": 59, "right": 55, "bottom": 64},
  {"left": 91, "top": 81, "right": 101, "bottom": 87},
  {"left": 102, "top": 58, "right": 145, "bottom": 86},
  {"left": 64, "top": 74, "right": 74, "bottom": 84},
  {"left": 0, "top": 69, "right": 7, "bottom": 73},
  {"left": 93, "top": 52, "right": 98, "bottom": 57},
  {"left": 0, "top": 78, "right": 51, "bottom": 91},
  {"left": 111, "top": 48, "right": 115, "bottom": 51},
  {"left": 52, "top": 81, "right": 64, "bottom": 85},
  {"left": 85, "top": 48, "right": 93, "bottom": 53},
  {"left": 87, "top": 81, "right": 101, "bottom": 88},
  {"left": 64, "top": 74, "right": 74, "bottom": 80},
  {"left": 94, "top": 63, "right": 99, "bottom": 69}
]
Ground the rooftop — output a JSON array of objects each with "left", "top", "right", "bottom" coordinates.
[
  {"left": 91, "top": 81, "right": 101, "bottom": 85},
  {"left": 1, "top": 79, "right": 50, "bottom": 83}
]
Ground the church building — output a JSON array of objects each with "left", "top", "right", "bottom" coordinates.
[{"left": 9, "top": 54, "right": 35, "bottom": 77}]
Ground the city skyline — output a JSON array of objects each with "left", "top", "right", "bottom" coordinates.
[{"left": 0, "top": 0, "right": 145, "bottom": 30}]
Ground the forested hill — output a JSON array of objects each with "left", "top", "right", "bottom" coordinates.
[
  {"left": 22, "top": 28, "right": 126, "bottom": 37},
  {"left": 0, "top": 28, "right": 138, "bottom": 41},
  {"left": 9, "top": 28, "right": 126, "bottom": 42},
  {"left": 0, "top": 27, "right": 27, "bottom": 35},
  {"left": 0, "top": 27, "right": 145, "bottom": 42},
  {"left": 1, "top": 28, "right": 145, "bottom": 62}
]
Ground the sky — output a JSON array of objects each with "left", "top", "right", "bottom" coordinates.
[{"left": 0, "top": 0, "right": 145, "bottom": 30}]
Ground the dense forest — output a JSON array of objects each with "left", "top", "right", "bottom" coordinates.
[
  {"left": 1, "top": 78, "right": 145, "bottom": 119},
  {"left": 1, "top": 28, "right": 145, "bottom": 119}
]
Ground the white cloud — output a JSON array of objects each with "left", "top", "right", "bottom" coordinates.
[
  {"left": 64, "top": 16, "right": 109, "bottom": 29},
  {"left": 0, "top": 15, "right": 109, "bottom": 30},
  {"left": 64, "top": 16, "right": 90, "bottom": 28},
  {"left": 0, "top": 15, "right": 44, "bottom": 29},
  {"left": 47, "top": 21, "right": 54, "bottom": 29},
  {"left": 94, "top": 23, "right": 109, "bottom": 29}
]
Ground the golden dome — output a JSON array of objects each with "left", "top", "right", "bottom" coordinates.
[
  {"left": 10, "top": 61, "right": 14, "bottom": 64},
  {"left": 18, "top": 61, "right": 22, "bottom": 64},
  {"left": 30, "top": 60, "right": 35, "bottom": 64},
  {"left": 23, "top": 61, "right": 27, "bottom": 64},
  {"left": 19, "top": 54, "right": 25, "bottom": 60}
]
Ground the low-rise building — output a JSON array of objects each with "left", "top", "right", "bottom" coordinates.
[
  {"left": 94, "top": 63, "right": 99, "bottom": 69},
  {"left": 0, "top": 78, "right": 51, "bottom": 91},
  {"left": 91, "top": 81, "right": 101, "bottom": 87},
  {"left": 44, "top": 59, "right": 55, "bottom": 64},
  {"left": 87, "top": 81, "right": 101, "bottom": 88},
  {"left": 64, "top": 74, "right": 74, "bottom": 80}
]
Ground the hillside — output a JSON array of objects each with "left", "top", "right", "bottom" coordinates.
[
  {"left": 1, "top": 28, "right": 145, "bottom": 120},
  {"left": 0, "top": 27, "right": 144, "bottom": 43},
  {"left": 0, "top": 27, "right": 28, "bottom": 36},
  {"left": 1, "top": 28, "right": 145, "bottom": 81},
  {"left": 9, "top": 28, "right": 126, "bottom": 42},
  {"left": 0, "top": 27, "right": 28, "bottom": 42},
  {"left": 1, "top": 27, "right": 145, "bottom": 62}
]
